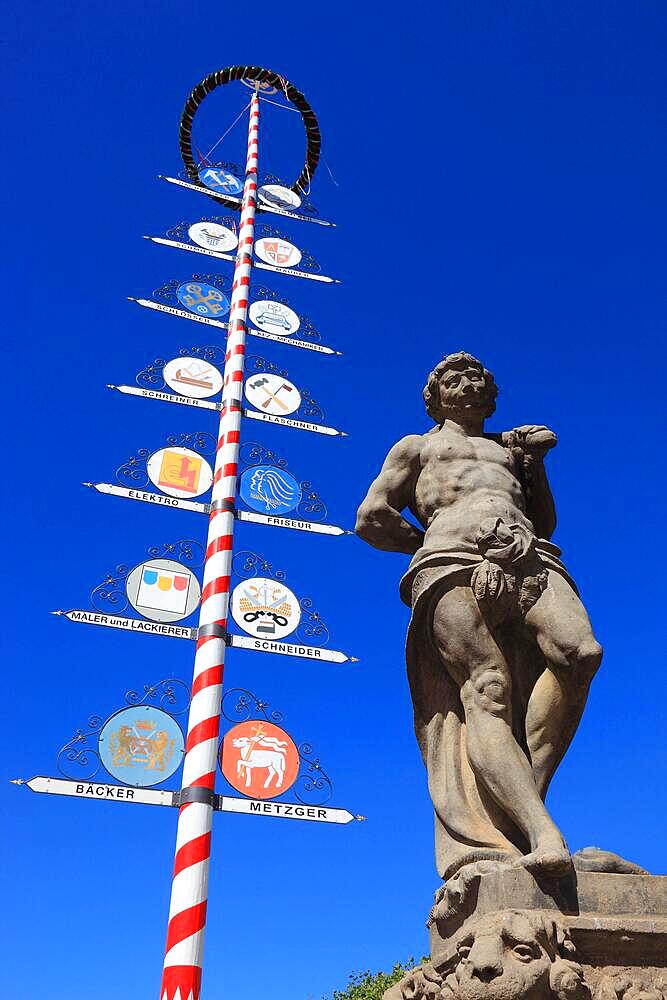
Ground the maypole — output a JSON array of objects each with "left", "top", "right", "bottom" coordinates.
[
  {"left": 15, "top": 63, "right": 365, "bottom": 1000},
  {"left": 160, "top": 88, "right": 260, "bottom": 1000}
]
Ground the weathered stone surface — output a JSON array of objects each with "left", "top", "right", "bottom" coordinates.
[
  {"left": 384, "top": 871, "right": 667, "bottom": 1000},
  {"left": 356, "top": 352, "right": 606, "bottom": 880},
  {"left": 357, "top": 353, "right": 664, "bottom": 1000},
  {"left": 428, "top": 868, "right": 667, "bottom": 969}
]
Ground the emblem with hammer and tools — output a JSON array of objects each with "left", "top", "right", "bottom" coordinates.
[{"left": 249, "top": 376, "right": 295, "bottom": 413}]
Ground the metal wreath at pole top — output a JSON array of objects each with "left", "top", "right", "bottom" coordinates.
[{"left": 179, "top": 65, "right": 322, "bottom": 208}]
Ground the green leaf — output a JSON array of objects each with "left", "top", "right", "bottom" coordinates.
[{"left": 322, "top": 957, "right": 430, "bottom": 1000}]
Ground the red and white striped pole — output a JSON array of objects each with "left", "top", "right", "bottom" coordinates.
[{"left": 160, "top": 88, "right": 260, "bottom": 1000}]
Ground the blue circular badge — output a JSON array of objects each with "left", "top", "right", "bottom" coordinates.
[
  {"left": 98, "top": 706, "right": 185, "bottom": 788},
  {"left": 176, "top": 281, "right": 230, "bottom": 319},
  {"left": 239, "top": 465, "right": 302, "bottom": 516},
  {"left": 198, "top": 166, "right": 243, "bottom": 196}
]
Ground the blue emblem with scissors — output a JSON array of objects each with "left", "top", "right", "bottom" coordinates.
[{"left": 240, "top": 465, "right": 302, "bottom": 516}]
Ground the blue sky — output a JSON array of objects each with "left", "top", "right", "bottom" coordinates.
[{"left": 2, "top": 2, "right": 666, "bottom": 998}]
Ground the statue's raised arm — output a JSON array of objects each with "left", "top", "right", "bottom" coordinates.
[
  {"left": 501, "top": 424, "right": 558, "bottom": 540},
  {"left": 356, "top": 435, "right": 425, "bottom": 555}
]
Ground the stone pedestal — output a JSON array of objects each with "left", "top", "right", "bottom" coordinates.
[
  {"left": 430, "top": 868, "right": 667, "bottom": 972},
  {"left": 385, "top": 868, "right": 667, "bottom": 1000}
]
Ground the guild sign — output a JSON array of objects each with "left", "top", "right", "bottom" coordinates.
[
  {"left": 146, "top": 447, "right": 213, "bottom": 499},
  {"left": 163, "top": 357, "right": 223, "bottom": 399},
  {"left": 98, "top": 705, "right": 185, "bottom": 788},
  {"left": 198, "top": 166, "right": 243, "bottom": 196},
  {"left": 255, "top": 237, "right": 302, "bottom": 268},
  {"left": 248, "top": 299, "right": 300, "bottom": 336},
  {"left": 239, "top": 465, "right": 302, "bottom": 515},
  {"left": 244, "top": 374, "right": 301, "bottom": 416},
  {"left": 126, "top": 558, "right": 201, "bottom": 623},
  {"left": 176, "top": 281, "right": 230, "bottom": 318},
  {"left": 220, "top": 720, "right": 300, "bottom": 799},
  {"left": 188, "top": 221, "right": 238, "bottom": 253},
  {"left": 231, "top": 577, "right": 301, "bottom": 640},
  {"left": 258, "top": 184, "right": 302, "bottom": 211}
]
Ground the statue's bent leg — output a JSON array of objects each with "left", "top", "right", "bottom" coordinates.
[
  {"left": 432, "top": 586, "right": 571, "bottom": 876},
  {"left": 523, "top": 570, "right": 602, "bottom": 797}
]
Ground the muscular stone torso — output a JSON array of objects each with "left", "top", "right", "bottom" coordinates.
[{"left": 413, "top": 425, "right": 535, "bottom": 551}]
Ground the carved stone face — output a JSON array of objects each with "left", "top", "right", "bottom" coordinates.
[
  {"left": 438, "top": 362, "right": 489, "bottom": 420},
  {"left": 452, "top": 911, "right": 555, "bottom": 1000}
]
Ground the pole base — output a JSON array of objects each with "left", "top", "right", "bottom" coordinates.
[{"left": 160, "top": 965, "right": 202, "bottom": 1000}]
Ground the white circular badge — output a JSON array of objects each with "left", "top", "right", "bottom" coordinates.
[
  {"left": 163, "top": 357, "right": 223, "bottom": 399},
  {"left": 255, "top": 237, "right": 302, "bottom": 269},
  {"left": 248, "top": 300, "right": 300, "bottom": 337},
  {"left": 147, "top": 447, "right": 213, "bottom": 499},
  {"left": 188, "top": 221, "right": 238, "bottom": 253},
  {"left": 231, "top": 577, "right": 301, "bottom": 640},
  {"left": 126, "top": 559, "right": 201, "bottom": 623},
  {"left": 244, "top": 373, "right": 301, "bottom": 416},
  {"left": 258, "top": 184, "right": 302, "bottom": 211}
]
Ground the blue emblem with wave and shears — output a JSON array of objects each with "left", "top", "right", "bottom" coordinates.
[{"left": 239, "top": 465, "right": 302, "bottom": 516}]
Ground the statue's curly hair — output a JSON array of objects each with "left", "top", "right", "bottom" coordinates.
[{"left": 423, "top": 352, "right": 498, "bottom": 424}]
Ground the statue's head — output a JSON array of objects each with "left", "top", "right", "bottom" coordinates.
[
  {"left": 444, "top": 910, "right": 588, "bottom": 1000},
  {"left": 423, "top": 352, "right": 498, "bottom": 425}
]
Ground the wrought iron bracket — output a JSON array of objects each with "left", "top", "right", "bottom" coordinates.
[
  {"left": 56, "top": 678, "right": 191, "bottom": 782},
  {"left": 230, "top": 551, "right": 331, "bottom": 647},
  {"left": 218, "top": 687, "right": 333, "bottom": 805}
]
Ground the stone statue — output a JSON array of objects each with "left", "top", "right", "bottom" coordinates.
[{"left": 356, "top": 352, "right": 603, "bottom": 880}]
